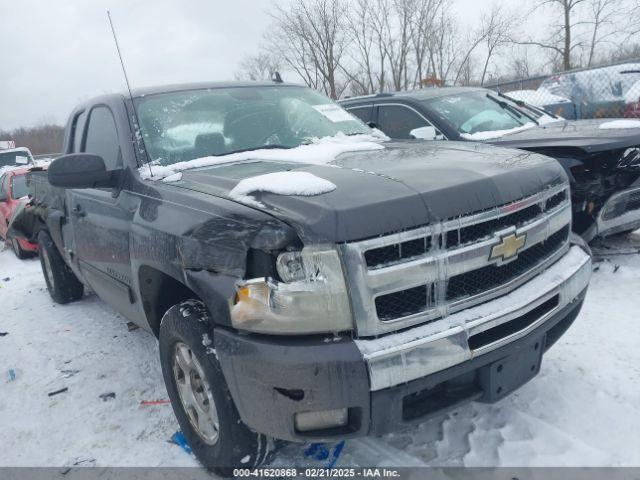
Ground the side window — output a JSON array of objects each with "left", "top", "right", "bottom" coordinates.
[
  {"left": 84, "top": 106, "right": 121, "bottom": 170},
  {"left": 71, "top": 110, "right": 87, "bottom": 153},
  {"left": 377, "top": 105, "right": 429, "bottom": 139},
  {"left": 346, "top": 105, "right": 374, "bottom": 124}
]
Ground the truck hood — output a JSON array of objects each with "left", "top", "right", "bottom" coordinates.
[
  {"left": 488, "top": 119, "right": 640, "bottom": 152},
  {"left": 172, "top": 141, "right": 566, "bottom": 243}
]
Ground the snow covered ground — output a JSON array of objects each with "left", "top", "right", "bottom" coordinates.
[{"left": 1, "top": 232, "right": 639, "bottom": 469}]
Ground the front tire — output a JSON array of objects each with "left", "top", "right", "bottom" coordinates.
[
  {"left": 38, "top": 230, "right": 84, "bottom": 304},
  {"left": 159, "top": 300, "right": 271, "bottom": 475}
]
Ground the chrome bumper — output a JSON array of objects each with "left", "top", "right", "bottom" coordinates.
[
  {"left": 596, "top": 186, "right": 640, "bottom": 237},
  {"left": 355, "top": 246, "right": 591, "bottom": 391}
]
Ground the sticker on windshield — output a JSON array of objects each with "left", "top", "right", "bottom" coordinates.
[
  {"left": 312, "top": 104, "right": 354, "bottom": 123},
  {"left": 15, "top": 156, "right": 28, "bottom": 164}
]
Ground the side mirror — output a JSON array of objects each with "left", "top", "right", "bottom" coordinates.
[
  {"left": 0, "top": 192, "right": 7, "bottom": 202},
  {"left": 409, "top": 126, "right": 438, "bottom": 141},
  {"left": 48, "top": 154, "right": 120, "bottom": 189}
]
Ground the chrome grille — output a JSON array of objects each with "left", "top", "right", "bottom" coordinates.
[
  {"left": 445, "top": 226, "right": 569, "bottom": 302},
  {"left": 340, "top": 184, "right": 572, "bottom": 337}
]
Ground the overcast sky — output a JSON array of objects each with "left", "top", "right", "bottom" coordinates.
[{"left": 0, "top": 0, "right": 531, "bottom": 130}]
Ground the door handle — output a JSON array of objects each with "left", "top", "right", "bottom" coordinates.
[{"left": 72, "top": 205, "right": 86, "bottom": 217}]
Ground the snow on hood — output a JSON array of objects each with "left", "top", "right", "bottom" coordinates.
[
  {"left": 599, "top": 120, "right": 640, "bottom": 130},
  {"left": 140, "top": 133, "right": 387, "bottom": 181},
  {"left": 460, "top": 122, "right": 536, "bottom": 141},
  {"left": 228, "top": 171, "right": 337, "bottom": 207}
]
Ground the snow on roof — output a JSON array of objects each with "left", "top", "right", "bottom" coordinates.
[
  {"left": 141, "top": 133, "right": 386, "bottom": 181},
  {"left": 229, "top": 171, "right": 337, "bottom": 207},
  {"left": 599, "top": 120, "right": 640, "bottom": 130}
]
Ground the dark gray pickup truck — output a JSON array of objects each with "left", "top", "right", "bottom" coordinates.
[{"left": 13, "top": 81, "right": 592, "bottom": 473}]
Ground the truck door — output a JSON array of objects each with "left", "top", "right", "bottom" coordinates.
[{"left": 67, "top": 105, "right": 138, "bottom": 320}]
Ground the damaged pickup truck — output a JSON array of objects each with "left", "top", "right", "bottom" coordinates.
[{"left": 12, "top": 82, "right": 592, "bottom": 472}]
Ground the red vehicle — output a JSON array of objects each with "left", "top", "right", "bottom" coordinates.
[{"left": 0, "top": 167, "right": 39, "bottom": 258}]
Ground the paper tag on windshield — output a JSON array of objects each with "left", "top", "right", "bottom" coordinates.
[
  {"left": 15, "top": 155, "right": 28, "bottom": 164},
  {"left": 312, "top": 104, "right": 354, "bottom": 123}
]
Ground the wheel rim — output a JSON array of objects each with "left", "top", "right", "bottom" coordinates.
[
  {"left": 41, "top": 247, "right": 55, "bottom": 288},
  {"left": 172, "top": 342, "right": 219, "bottom": 445}
]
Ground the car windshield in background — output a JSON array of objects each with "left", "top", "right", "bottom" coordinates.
[
  {"left": 422, "top": 91, "right": 535, "bottom": 135},
  {"left": 11, "top": 174, "right": 28, "bottom": 199},
  {"left": 136, "top": 86, "right": 370, "bottom": 166},
  {"left": 0, "top": 150, "right": 29, "bottom": 168}
]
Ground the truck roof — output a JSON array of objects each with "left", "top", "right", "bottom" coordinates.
[
  {"left": 130, "top": 80, "right": 301, "bottom": 98},
  {"left": 71, "top": 81, "right": 304, "bottom": 113}
]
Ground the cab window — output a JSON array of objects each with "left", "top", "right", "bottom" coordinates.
[
  {"left": 346, "top": 105, "right": 374, "bottom": 124},
  {"left": 377, "top": 105, "right": 430, "bottom": 139},
  {"left": 84, "top": 106, "right": 121, "bottom": 170}
]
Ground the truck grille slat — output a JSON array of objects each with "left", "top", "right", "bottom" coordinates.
[
  {"left": 365, "top": 236, "right": 431, "bottom": 269},
  {"left": 446, "top": 204, "right": 542, "bottom": 249}
]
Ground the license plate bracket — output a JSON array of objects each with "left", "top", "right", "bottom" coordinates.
[{"left": 478, "top": 335, "right": 546, "bottom": 402}]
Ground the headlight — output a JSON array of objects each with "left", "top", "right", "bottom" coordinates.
[{"left": 230, "top": 245, "right": 353, "bottom": 334}]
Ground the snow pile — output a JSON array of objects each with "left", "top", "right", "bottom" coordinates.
[
  {"left": 139, "top": 133, "right": 386, "bottom": 181},
  {"left": 599, "top": 119, "right": 640, "bottom": 130},
  {"left": 229, "top": 171, "right": 336, "bottom": 207},
  {"left": 460, "top": 123, "right": 536, "bottom": 141},
  {"left": 505, "top": 89, "right": 571, "bottom": 106}
]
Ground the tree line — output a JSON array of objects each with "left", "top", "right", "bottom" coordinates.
[
  {"left": 0, "top": 124, "right": 64, "bottom": 156},
  {"left": 236, "top": 0, "right": 640, "bottom": 98}
]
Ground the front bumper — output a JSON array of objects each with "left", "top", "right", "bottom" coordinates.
[{"left": 214, "top": 246, "right": 591, "bottom": 442}]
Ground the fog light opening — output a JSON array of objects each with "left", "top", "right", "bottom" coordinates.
[{"left": 294, "top": 408, "right": 348, "bottom": 432}]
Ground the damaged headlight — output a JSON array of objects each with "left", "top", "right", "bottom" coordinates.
[{"left": 230, "top": 245, "right": 353, "bottom": 334}]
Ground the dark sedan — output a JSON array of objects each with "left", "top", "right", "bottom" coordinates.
[{"left": 340, "top": 87, "right": 640, "bottom": 240}]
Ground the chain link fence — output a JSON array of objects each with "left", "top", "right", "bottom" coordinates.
[{"left": 485, "top": 59, "right": 640, "bottom": 120}]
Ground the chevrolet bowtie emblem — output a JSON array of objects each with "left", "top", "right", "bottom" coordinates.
[{"left": 490, "top": 232, "right": 526, "bottom": 262}]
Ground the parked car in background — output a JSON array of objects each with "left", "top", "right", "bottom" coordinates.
[
  {"left": 0, "top": 147, "right": 35, "bottom": 174},
  {"left": 0, "top": 166, "right": 40, "bottom": 258},
  {"left": 340, "top": 87, "right": 640, "bottom": 240},
  {"left": 624, "top": 79, "right": 640, "bottom": 118},
  {"left": 536, "top": 63, "right": 640, "bottom": 119},
  {"left": 504, "top": 89, "right": 576, "bottom": 119},
  {"left": 11, "top": 81, "right": 592, "bottom": 472}
]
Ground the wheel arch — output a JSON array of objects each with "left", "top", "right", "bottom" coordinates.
[
  {"left": 137, "top": 265, "right": 236, "bottom": 337},
  {"left": 138, "top": 265, "right": 203, "bottom": 337}
]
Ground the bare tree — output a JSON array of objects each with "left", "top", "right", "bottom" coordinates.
[
  {"left": 343, "top": 0, "right": 379, "bottom": 94},
  {"left": 585, "top": 0, "right": 619, "bottom": 66},
  {"left": 516, "top": 0, "right": 587, "bottom": 70},
  {"left": 267, "top": 0, "right": 348, "bottom": 99},
  {"left": 478, "top": 6, "right": 513, "bottom": 85},
  {"left": 234, "top": 52, "right": 282, "bottom": 81},
  {"left": 408, "top": 0, "right": 444, "bottom": 88}
]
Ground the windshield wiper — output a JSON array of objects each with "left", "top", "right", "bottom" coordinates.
[
  {"left": 487, "top": 93, "right": 539, "bottom": 125},
  {"left": 496, "top": 91, "right": 561, "bottom": 120}
]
